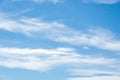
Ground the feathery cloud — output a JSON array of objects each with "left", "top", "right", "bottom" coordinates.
[
  {"left": 69, "top": 68, "right": 120, "bottom": 77},
  {"left": 84, "top": 0, "right": 120, "bottom": 4},
  {"left": 0, "top": 47, "right": 118, "bottom": 72},
  {"left": 68, "top": 76, "right": 120, "bottom": 80},
  {"left": 33, "top": 0, "right": 61, "bottom": 3},
  {"left": 0, "top": 13, "right": 120, "bottom": 52},
  {"left": 12, "top": 0, "right": 62, "bottom": 3}
]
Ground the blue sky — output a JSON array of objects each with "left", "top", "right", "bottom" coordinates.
[{"left": 0, "top": 0, "right": 120, "bottom": 80}]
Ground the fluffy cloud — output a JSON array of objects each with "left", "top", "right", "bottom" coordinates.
[
  {"left": 0, "top": 14, "right": 120, "bottom": 52},
  {"left": 84, "top": 0, "right": 120, "bottom": 4}
]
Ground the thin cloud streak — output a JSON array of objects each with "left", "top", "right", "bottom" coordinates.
[
  {"left": 68, "top": 76, "right": 120, "bottom": 80},
  {"left": 12, "top": 0, "right": 62, "bottom": 3},
  {"left": 84, "top": 0, "right": 120, "bottom": 4},
  {"left": 33, "top": 0, "right": 62, "bottom": 3}
]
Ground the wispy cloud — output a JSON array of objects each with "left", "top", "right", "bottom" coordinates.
[
  {"left": 69, "top": 69, "right": 119, "bottom": 76},
  {"left": 0, "top": 47, "right": 118, "bottom": 72},
  {"left": 0, "top": 47, "right": 75, "bottom": 71},
  {"left": 0, "top": 15, "right": 66, "bottom": 36},
  {"left": 0, "top": 13, "right": 120, "bottom": 52},
  {"left": 84, "top": 0, "right": 120, "bottom": 4},
  {"left": 12, "top": 0, "right": 62, "bottom": 3},
  {"left": 68, "top": 76, "right": 120, "bottom": 80},
  {"left": 33, "top": 0, "right": 62, "bottom": 3}
]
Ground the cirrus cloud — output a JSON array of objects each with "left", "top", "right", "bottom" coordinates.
[
  {"left": 68, "top": 76, "right": 120, "bottom": 80},
  {"left": 84, "top": 0, "right": 120, "bottom": 4},
  {"left": 1, "top": 13, "right": 120, "bottom": 52},
  {"left": 0, "top": 46, "right": 119, "bottom": 80}
]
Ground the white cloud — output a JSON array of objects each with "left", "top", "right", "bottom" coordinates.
[
  {"left": 68, "top": 76, "right": 120, "bottom": 80},
  {"left": 12, "top": 0, "right": 62, "bottom": 3},
  {"left": 69, "top": 69, "right": 119, "bottom": 76},
  {"left": 0, "top": 14, "right": 120, "bottom": 52},
  {"left": 84, "top": 0, "right": 120, "bottom": 4},
  {"left": 32, "top": 0, "right": 62, "bottom": 3},
  {"left": 0, "top": 47, "right": 75, "bottom": 71},
  {"left": 0, "top": 15, "right": 66, "bottom": 36},
  {"left": 0, "top": 47, "right": 118, "bottom": 72},
  {"left": 49, "top": 27, "right": 120, "bottom": 52}
]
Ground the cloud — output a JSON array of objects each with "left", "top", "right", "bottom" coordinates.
[
  {"left": 0, "top": 47, "right": 75, "bottom": 71},
  {"left": 13, "top": 0, "right": 120, "bottom": 4},
  {"left": 0, "top": 15, "right": 66, "bottom": 36},
  {"left": 0, "top": 12, "right": 119, "bottom": 75},
  {"left": 68, "top": 76, "right": 120, "bottom": 80},
  {"left": 12, "top": 0, "right": 62, "bottom": 3},
  {"left": 84, "top": 0, "right": 120, "bottom": 4},
  {"left": 33, "top": 0, "right": 61, "bottom": 3},
  {"left": 0, "top": 47, "right": 118, "bottom": 73},
  {"left": 0, "top": 13, "right": 120, "bottom": 52},
  {"left": 69, "top": 69, "right": 119, "bottom": 76}
]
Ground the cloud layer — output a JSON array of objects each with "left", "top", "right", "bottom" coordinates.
[
  {"left": 0, "top": 0, "right": 120, "bottom": 80},
  {"left": 0, "top": 8, "right": 120, "bottom": 80},
  {"left": 0, "top": 13, "right": 120, "bottom": 79}
]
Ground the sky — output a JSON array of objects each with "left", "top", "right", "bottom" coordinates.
[{"left": 0, "top": 0, "right": 120, "bottom": 80}]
